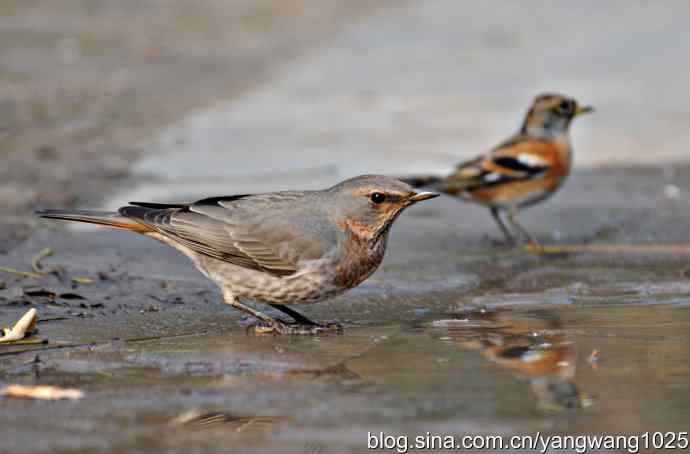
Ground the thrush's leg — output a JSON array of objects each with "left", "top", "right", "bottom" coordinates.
[
  {"left": 506, "top": 205, "right": 541, "bottom": 248},
  {"left": 490, "top": 207, "right": 516, "bottom": 246},
  {"left": 222, "top": 289, "right": 341, "bottom": 335},
  {"left": 222, "top": 289, "right": 280, "bottom": 324},
  {"left": 270, "top": 304, "right": 344, "bottom": 334},
  {"left": 269, "top": 304, "right": 318, "bottom": 325},
  {"left": 254, "top": 315, "right": 343, "bottom": 335}
]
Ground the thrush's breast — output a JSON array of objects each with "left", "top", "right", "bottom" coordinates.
[{"left": 333, "top": 231, "right": 387, "bottom": 289}]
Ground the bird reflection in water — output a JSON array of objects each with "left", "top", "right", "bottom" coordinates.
[
  {"left": 434, "top": 309, "right": 583, "bottom": 411},
  {"left": 167, "top": 362, "right": 360, "bottom": 452},
  {"left": 171, "top": 410, "right": 291, "bottom": 433}
]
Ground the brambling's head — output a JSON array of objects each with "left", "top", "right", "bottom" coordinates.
[
  {"left": 521, "top": 93, "right": 593, "bottom": 138},
  {"left": 328, "top": 175, "right": 438, "bottom": 243}
]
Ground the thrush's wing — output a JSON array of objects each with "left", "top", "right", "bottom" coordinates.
[
  {"left": 121, "top": 192, "right": 334, "bottom": 277},
  {"left": 436, "top": 137, "right": 554, "bottom": 194}
]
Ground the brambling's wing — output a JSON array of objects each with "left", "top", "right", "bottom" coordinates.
[
  {"left": 438, "top": 138, "right": 555, "bottom": 193},
  {"left": 397, "top": 174, "right": 443, "bottom": 188},
  {"left": 121, "top": 193, "right": 333, "bottom": 277}
]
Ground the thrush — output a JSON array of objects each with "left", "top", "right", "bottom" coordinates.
[
  {"left": 403, "top": 93, "right": 593, "bottom": 246},
  {"left": 36, "top": 175, "right": 438, "bottom": 335}
]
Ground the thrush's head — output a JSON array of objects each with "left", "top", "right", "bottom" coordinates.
[
  {"left": 520, "top": 93, "right": 593, "bottom": 138},
  {"left": 328, "top": 175, "right": 438, "bottom": 242}
]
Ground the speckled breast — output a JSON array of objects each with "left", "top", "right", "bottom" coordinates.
[{"left": 333, "top": 232, "right": 387, "bottom": 289}]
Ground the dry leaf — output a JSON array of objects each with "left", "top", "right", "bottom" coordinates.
[
  {"left": 1, "top": 384, "right": 84, "bottom": 400},
  {"left": 71, "top": 276, "right": 94, "bottom": 285},
  {"left": 0, "top": 308, "right": 38, "bottom": 343}
]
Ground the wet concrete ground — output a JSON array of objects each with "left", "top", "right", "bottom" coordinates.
[
  {"left": 2, "top": 244, "right": 690, "bottom": 452},
  {"left": 2, "top": 1, "right": 690, "bottom": 453}
]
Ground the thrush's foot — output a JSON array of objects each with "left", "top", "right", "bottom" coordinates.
[{"left": 251, "top": 320, "right": 343, "bottom": 336}]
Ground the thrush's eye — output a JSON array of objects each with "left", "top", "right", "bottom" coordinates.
[{"left": 370, "top": 192, "right": 386, "bottom": 204}]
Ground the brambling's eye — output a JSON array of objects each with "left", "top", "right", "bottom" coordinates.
[
  {"left": 557, "top": 100, "right": 573, "bottom": 114},
  {"left": 370, "top": 192, "right": 387, "bottom": 204}
]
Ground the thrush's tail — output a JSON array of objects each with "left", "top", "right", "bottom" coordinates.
[{"left": 35, "top": 209, "right": 152, "bottom": 233}]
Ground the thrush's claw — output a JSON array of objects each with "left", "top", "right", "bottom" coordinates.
[
  {"left": 322, "top": 321, "right": 344, "bottom": 332},
  {"left": 250, "top": 319, "right": 343, "bottom": 336}
]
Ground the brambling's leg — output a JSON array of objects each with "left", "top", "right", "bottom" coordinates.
[
  {"left": 506, "top": 205, "right": 541, "bottom": 248},
  {"left": 490, "top": 207, "right": 517, "bottom": 246}
]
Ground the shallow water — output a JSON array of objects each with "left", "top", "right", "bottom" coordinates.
[{"left": 1, "top": 252, "right": 689, "bottom": 453}]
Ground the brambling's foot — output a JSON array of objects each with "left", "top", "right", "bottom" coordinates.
[
  {"left": 482, "top": 235, "right": 515, "bottom": 248},
  {"left": 522, "top": 238, "right": 544, "bottom": 253}
]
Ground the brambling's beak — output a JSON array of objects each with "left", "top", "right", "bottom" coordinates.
[
  {"left": 409, "top": 191, "right": 440, "bottom": 203},
  {"left": 575, "top": 105, "right": 594, "bottom": 115}
]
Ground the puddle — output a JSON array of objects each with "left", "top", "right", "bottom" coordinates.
[{"left": 2, "top": 267, "right": 690, "bottom": 452}]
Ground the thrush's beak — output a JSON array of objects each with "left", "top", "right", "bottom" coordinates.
[
  {"left": 409, "top": 191, "right": 440, "bottom": 203},
  {"left": 575, "top": 105, "right": 594, "bottom": 116}
]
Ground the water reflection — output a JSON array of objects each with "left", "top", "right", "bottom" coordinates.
[
  {"left": 167, "top": 409, "right": 325, "bottom": 453},
  {"left": 433, "top": 309, "right": 582, "bottom": 411},
  {"left": 171, "top": 409, "right": 291, "bottom": 433}
]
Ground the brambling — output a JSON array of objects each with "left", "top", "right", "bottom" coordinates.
[
  {"left": 438, "top": 309, "right": 581, "bottom": 410},
  {"left": 404, "top": 93, "right": 593, "bottom": 246}
]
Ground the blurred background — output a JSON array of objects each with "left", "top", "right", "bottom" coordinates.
[
  {"left": 3, "top": 0, "right": 690, "bottom": 247},
  {"left": 2, "top": 1, "right": 690, "bottom": 452}
]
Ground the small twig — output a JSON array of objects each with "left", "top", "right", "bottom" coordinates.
[
  {"left": 0, "top": 338, "right": 47, "bottom": 346},
  {"left": 0, "top": 341, "right": 94, "bottom": 357},
  {"left": 38, "top": 316, "right": 73, "bottom": 323},
  {"left": 31, "top": 247, "right": 63, "bottom": 276},
  {"left": 0, "top": 249, "right": 64, "bottom": 280},
  {"left": 0, "top": 330, "right": 210, "bottom": 357},
  {"left": 1, "top": 384, "right": 84, "bottom": 400},
  {"left": 0, "top": 267, "right": 44, "bottom": 279},
  {"left": 31, "top": 248, "right": 53, "bottom": 273},
  {"left": 525, "top": 244, "right": 690, "bottom": 255}
]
